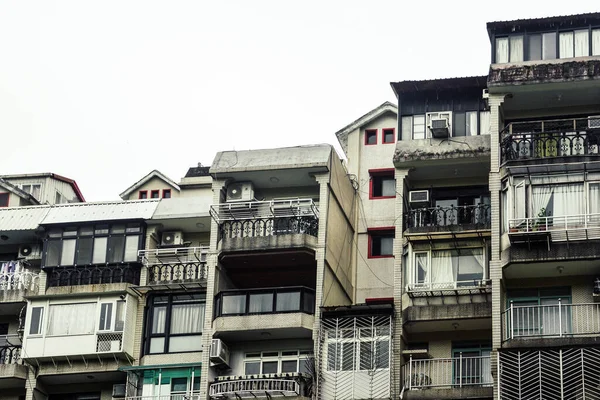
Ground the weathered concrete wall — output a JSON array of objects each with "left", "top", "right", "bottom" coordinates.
[
  {"left": 394, "top": 135, "right": 491, "bottom": 167},
  {"left": 488, "top": 58, "right": 600, "bottom": 87},
  {"left": 220, "top": 234, "right": 317, "bottom": 253},
  {"left": 404, "top": 302, "right": 492, "bottom": 322}
]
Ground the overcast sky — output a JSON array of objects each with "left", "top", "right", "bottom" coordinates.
[{"left": 1, "top": 1, "right": 598, "bottom": 201}]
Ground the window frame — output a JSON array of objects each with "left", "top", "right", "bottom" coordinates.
[
  {"left": 139, "top": 191, "right": 148, "bottom": 199},
  {"left": 369, "top": 169, "right": 395, "bottom": 200},
  {"left": 20, "top": 184, "right": 42, "bottom": 200},
  {"left": 364, "top": 129, "right": 378, "bottom": 146},
  {"left": 326, "top": 325, "right": 391, "bottom": 372},
  {"left": 29, "top": 307, "right": 44, "bottom": 336},
  {"left": 367, "top": 227, "right": 395, "bottom": 259},
  {"left": 162, "top": 189, "right": 172, "bottom": 199},
  {"left": 243, "top": 350, "right": 312, "bottom": 376},
  {"left": 145, "top": 293, "right": 206, "bottom": 355},
  {"left": 382, "top": 128, "right": 395, "bottom": 144},
  {"left": 0, "top": 192, "right": 8, "bottom": 207},
  {"left": 150, "top": 190, "right": 160, "bottom": 199}
]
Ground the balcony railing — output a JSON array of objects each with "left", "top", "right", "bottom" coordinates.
[
  {"left": 210, "top": 199, "right": 319, "bottom": 239},
  {"left": 405, "top": 204, "right": 491, "bottom": 232},
  {"left": 0, "top": 344, "right": 22, "bottom": 365},
  {"left": 126, "top": 394, "right": 202, "bottom": 400},
  {"left": 508, "top": 213, "right": 600, "bottom": 242},
  {"left": 209, "top": 376, "right": 310, "bottom": 399},
  {"left": 407, "top": 279, "right": 491, "bottom": 296},
  {"left": 139, "top": 247, "right": 208, "bottom": 284},
  {"left": 403, "top": 355, "right": 492, "bottom": 390},
  {"left": 500, "top": 117, "right": 600, "bottom": 164},
  {"left": 214, "top": 286, "right": 315, "bottom": 318},
  {"left": 0, "top": 270, "right": 40, "bottom": 292},
  {"left": 501, "top": 301, "right": 600, "bottom": 342},
  {"left": 46, "top": 265, "right": 140, "bottom": 288}
]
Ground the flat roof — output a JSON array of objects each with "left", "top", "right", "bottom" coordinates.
[{"left": 487, "top": 12, "right": 600, "bottom": 37}]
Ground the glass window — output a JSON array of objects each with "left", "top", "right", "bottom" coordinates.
[
  {"left": 45, "top": 241, "right": 61, "bottom": 267},
  {"left": 222, "top": 294, "right": 246, "bottom": 315},
  {"left": 123, "top": 235, "right": 139, "bottom": 262},
  {"left": 76, "top": 237, "right": 93, "bottom": 265},
  {"left": 413, "top": 115, "right": 426, "bottom": 139},
  {"left": 30, "top": 307, "right": 44, "bottom": 335},
  {"left": 496, "top": 37, "right": 509, "bottom": 63},
  {"left": 47, "top": 303, "right": 96, "bottom": 335},
  {"left": 282, "top": 360, "right": 298, "bottom": 373},
  {"left": 454, "top": 112, "right": 466, "bottom": 137},
  {"left": 107, "top": 236, "right": 125, "bottom": 263},
  {"left": 415, "top": 252, "right": 429, "bottom": 286},
  {"left": 593, "top": 29, "right": 600, "bottom": 56},
  {"left": 92, "top": 237, "right": 107, "bottom": 264},
  {"left": 245, "top": 361, "right": 261, "bottom": 375},
  {"left": 0, "top": 193, "right": 9, "bottom": 207},
  {"left": 382, "top": 128, "right": 395, "bottom": 144},
  {"left": 365, "top": 129, "right": 377, "bottom": 145},
  {"left": 575, "top": 29, "right": 589, "bottom": 57},
  {"left": 99, "top": 303, "right": 113, "bottom": 331},
  {"left": 60, "top": 239, "right": 76, "bottom": 265},
  {"left": 276, "top": 292, "right": 301, "bottom": 312},
  {"left": 115, "top": 300, "right": 125, "bottom": 331},
  {"left": 401, "top": 116, "right": 413, "bottom": 141},
  {"left": 542, "top": 32, "right": 557, "bottom": 59},
  {"left": 249, "top": 293, "right": 273, "bottom": 313},
  {"left": 528, "top": 34, "right": 542, "bottom": 60},
  {"left": 479, "top": 111, "right": 491, "bottom": 135},
  {"left": 151, "top": 190, "right": 160, "bottom": 199},
  {"left": 466, "top": 111, "right": 478, "bottom": 136},
  {"left": 369, "top": 230, "right": 394, "bottom": 257},
  {"left": 262, "top": 361, "right": 278, "bottom": 374},
  {"left": 560, "top": 32, "right": 575, "bottom": 58},
  {"left": 171, "top": 378, "right": 188, "bottom": 393},
  {"left": 509, "top": 36, "right": 524, "bottom": 62},
  {"left": 163, "top": 189, "right": 172, "bottom": 199},
  {"left": 370, "top": 173, "right": 395, "bottom": 198},
  {"left": 139, "top": 191, "right": 148, "bottom": 199}
]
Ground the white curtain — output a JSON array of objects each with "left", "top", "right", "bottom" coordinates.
[
  {"left": 593, "top": 29, "right": 600, "bottom": 56},
  {"left": 249, "top": 293, "right": 273, "bottom": 313},
  {"left": 479, "top": 111, "right": 491, "bottom": 135},
  {"left": 401, "top": 116, "right": 413, "bottom": 141},
  {"left": 574, "top": 30, "right": 589, "bottom": 57},
  {"left": 510, "top": 36, "right": 524, "bottom": 62},
  {"left": 152, "top": 306, "right": 167, "bottom": 334},
  {"left": 431, "top": 251, "right": 454, "bottom": 288},
  {"left": 532, "top": 186, "right": 553, "bottom": 217},
  {"left": 559, "top": 32, "right": 574, "bottom": 58},
  {"left": 496, "top": 38, "right": 509, "bottom": 63},
  {"left": 466, "top": 112, "right": 478, "bottom": 136},
  {"left": 414, "top": 253, "right": 428, "bottom": 286},
  {"left": 170, "top": 303, "right": 204, "bottom": 334},
  {"left": 552, "top": 184, "right": 584, "bottom": 218},
  {"left": 276, "top": 292, "right": 300, "bottom": 311},
  {"left": 47, "top": 303, "right": 96, "bottom": 335},
  {"left": 590, "top": 183, "right": 600, "bottom": 215}
]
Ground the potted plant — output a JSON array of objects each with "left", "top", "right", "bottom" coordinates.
[{"left": 534, "top": 207, "right": 547, "bottom": 231}]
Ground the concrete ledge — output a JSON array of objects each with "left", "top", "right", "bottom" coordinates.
[
  {"left": 393, "top": 135, "right": 490, "bottom": 168},
  {"left": 220, "top": 234, "right": 318, "bottom": 253},
  {"left": 39, "top": 282, "right": 131, "bottom": 298},
  {"left": 488, "top": 58, "right": 600, "bottom": 87},
  {"left": 404, "top": 386, "right": 493, "bottom": 399},
  {"left": 502, "top": 336, "right": 600, "bottom": 349},
  {"left": 213, "top": 312, "right": 314, "bottom": 341},
  {"left": 0, "top": 290, "right": 28, "bottom": 303},
  {"left": 0, "top": 363, "right": 28, "bottom": 383},
  {"left": 404, "top": 302, "right": 492, "bottom": 322}
]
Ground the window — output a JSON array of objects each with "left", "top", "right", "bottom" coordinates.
[
  {"left": 244, "top": 350, "right": 312, "bottom": 375},
  {"left": 47, "top": 303, "right": 97, "bottom": 336},
  {"left": 369, "top": 169, "right": 395, "bottom": 199},
  {"left": 368, "top": 229, "right": 394, "bottom": 258},
  {"left": 0, "top": 193, "right": 8, "bottom": 207},
  {"left": 408, "top": 248, "right": 485, "bottom": 290},
  {"left": 452, "top": 343, "right": 492, "bottom": 385},
  {"left": 454, "top": 112, "right": 479, "bottom": 137},
  {"left": 594, "top": 29, "right": 600, "bottom": 55},
  {"left": 495, "top": 36, "right": 523, "bottom": 63},
  {"left": 382, "top": 128, "right": 395, "bottom": 144},
  {"left": 402, "top": 115, "right": 426, "bottom": 140},
  {"left": 162, "top": 189, "right": 171, "bottom": 199},
  {"left": 21, "top": 184, "right": 41, "bottom": 200},
  {"left": 142, "top": 368, "right": 201, "bottom": 396},
  {"left": 326, "top": 324, "right": 390, "bottom": 371},
  {"left": 560, "top": 30, "right": 589, "bottom": 58},
  {"left": 365, "top": 129, "right": 377, "bottom": 145},
  {"left": 507, "top": 287, "right": 571, "bottom": 337},
  {"left": 527, "top": 32, "right": 557, "bottom": 60},
  {"left": 146, "top": 293, "right": 205, "bottom": 354},
  {"left": 29, "top": 307, "right": 44, "bottom": 335},
  {"left": 43, "top": 223, "right": 142, "bottom": 267},
  {"left": 479, "top": 111, "right": 491, "bottom": 135},
  {"left": 139, "top": 191, "right": 148, "bottom": 199},
  {"left": 151, "top": 190, "right": 160, "bottom": 199}
]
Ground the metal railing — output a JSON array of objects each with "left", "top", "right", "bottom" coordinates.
[
  {"left": 139, "top": 247, "right": 208, "bottom": 284},
  {"left": 46, "top": 265, "right": 140, "bottom": 287},
  {"left": 0, "top": 270, "right": 40, "bottom": 292},
  {"left": 219, "top": 216, "right": 319, "bottom": 239},
  {"left": 500, "top": 117, "right": 600, "bottom": 163},
  {"left": 214, "top": 286, "right": 315, "bottom": 318},
  {"left": 508, "top": 213, "right": 600, "bottom": 241},
  {"left": 403, "top": 355, "right": 492, "bottom": 389},
  {"left": 209, "top": 379, "right": 301, "bottom": 398},
  {"left": 502, "top": 301, "right": 600, "bottom": 342},
  {"left": 0, "top": 344, "right": 22, "bottom": 365},
  {"left": 405, "top": 204, "right": 491, "bottom": 231},
  {"left": 407, "top": 279, "right": 491, "bottom": 292},
  {"left": 126, "top": 393, "right": 202, "bottom": 400}
]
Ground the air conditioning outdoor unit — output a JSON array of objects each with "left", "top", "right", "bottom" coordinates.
[
  {"left": 409, "top": 190, "right": 429, "bottom": 207},
  {"left": 588, "top": 116, "right": 600, "bottom": 129},
  {"left": 112, "top": 383, "right": 126, "bottom": 398},
  {"left": 161, "top": 231, "right": 183, "bottom": 247},
  {"left": 226, "top": 182, "right": 254, "bottom": 202},
  {"left": 210, "top": 338, "right": 230, "bottom": 366},
  {"left": 427, "top": 112, "right": 452, "bottom": 138},
  {"left": 18, "top": 244, "right": 42, "bottom": 260}
]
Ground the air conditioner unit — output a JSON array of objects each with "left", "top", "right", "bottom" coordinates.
[
  {"left": 161, "top": 231, "right": 183, "bottom": 247},
  {"left": 226, "top": 182, "right": 254, "bottom": 202},
  {"left": 210, "top": 338, "right": 230, "bottom": 366},
  {"left": 588, "top": 116, "right": 600, "bottom": 129},
  {"left": 18, "top": 244, "right": 42, "bottom": 260},
  {"left": 409, "top": 190, "right": 429, "bottom": 206},
  {"left": 112, "top": 383, "right": 126, "bottom": 398},
  {"left": 427, "top": 112, "right": 452, "bottom": 138}
]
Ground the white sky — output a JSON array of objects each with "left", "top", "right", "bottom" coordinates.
[{"left": 1, "top": 1, "right": 598, "bottom": 201}]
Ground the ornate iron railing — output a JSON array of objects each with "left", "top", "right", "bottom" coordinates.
[
  {"left": 139, "top": 247, "right": 208, "bottom": 284},
  {"left": 404, "top": 204, "right": 491, "bottom": 231},
  {"left": 500, "top": 117, "right": 600, "bottom": 163},
  {"left": 0, "top": 270, "right": 40, "bottom": 292},
  {"left": 209, "top": 378, "right": 303, "bottom": 398},
  {"left": 127, "top": 394, "right": 202, "bottom": 400},
  {"left": 0, "top": 344, "right": 22, "bottom": 365},
  {"left": 219, "top": 216, "right": 319, "bottom": 239},
  {"left": 403, "top": 355, "right": 492, "bottom": 389},
  {"left": 46, "top": 265, "right": 140, "bottom": 287},
  {"left": 214, "top": 286, "right": 315, "bottom": 318}
]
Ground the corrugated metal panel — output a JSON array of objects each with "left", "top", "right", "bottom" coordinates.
[
  {"left": 41, "top": 200, "right": 160, "bottom": 225},
  {"left": 0, "top": 206, "right": 51, "bottom": 231},
  {"left": 151, "top": 197, "right": 211, "bottom": 220}
]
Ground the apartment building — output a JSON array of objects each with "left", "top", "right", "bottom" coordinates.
[{"left": 0, "top": 173, "right": 85, "bottom": 205}]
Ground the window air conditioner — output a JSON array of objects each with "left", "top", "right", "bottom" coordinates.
[
  {"left": 427, "top": 112, "right": 452, "bottom": 138},
  {"left": 226, "top": 182, "right": 254, "bottom": 202},
  {"left": 112, "top": 383, "right": 126, "bottom": 398},
  {"left": 18, "top": 244, "right": 42, "bottom": 260},
  {"left": 409, "top": 190, "right": 429, "bottom": 207},
  {"left": 210, "top": 338, "right": 230, "bottom": 366},
  {"left": 161, "top": 231, "right": 183, "bottom": 247}
]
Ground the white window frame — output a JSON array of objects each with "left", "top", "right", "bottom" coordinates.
[
  {"left": 20, "top": 184, "right": 42, "bottom": 199},
  {"left": 325, "top": 326, "right": 391, "bottom": 372},
  {"left": 243, "top": 350, "right": 311, "bottom": 375},
  {"left": 426, "top": 111, "right": 453, "bottom": 138}
]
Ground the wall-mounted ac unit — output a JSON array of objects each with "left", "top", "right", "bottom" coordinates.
[
  {"left": 588, "top": 116, "right": 600, "bottom": 129},
  {"left": 226, "top": 182, "right": 254, "bottom": 202},
  {"left": 161, "top": 231, "right": 183, "bottom": 247},
  {"left": 427, "top": 112, "right": 452, "bottom": 138},
  {"left": 409, "top": 190, "right": 429, "bottom": 207},
  {"left": 18, "top": 244, "right": 42, "bottom": 260},
  {"left": 112, "top": 383, "right": 126, "bottom": 398},
  {"left": 210, "top": 338, "right": 230, "bottom": 366}
]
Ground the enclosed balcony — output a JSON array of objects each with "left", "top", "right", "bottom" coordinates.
[
  {"left": 508, "top": 213, "right": 600, "bottom": 244},
  {"left": 500, "top": 117, "right": 600, "bottom": 165},
  {"left": 209, "top": 374, "right": 311, "bottom": 399},
  {"left": 135, "top": 247, "right": 208, "bottom": 292}
]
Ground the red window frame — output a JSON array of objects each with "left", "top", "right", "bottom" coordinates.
[
  {"left": 369, "top": 168, "right": 395, "bottom": 199},
  {"left": 138, "top": 190, "right": 148, "bottom": 199},
  {"left": 368, "top": 227, "right": 395, "bottom": 258},
  {"left": 162, "top": 189, "right": 171, "bottom": 199},
  {"left": 365, "top": 129, "right": 378, "bottom": 146},
  {"left": 382, "top": 128, "right": 396, "bottom": 144},
  {"left": 151, "top": 190, "right": 160, "bottom": 199},
  {"left": 0, "top": 192, "right": 9, "bottom": 207}
]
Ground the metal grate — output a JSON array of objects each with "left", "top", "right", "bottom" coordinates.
[
  {"left": 96, "top": 332, "right": 123, "bottom": 352},
  {"left": 209, "top": 379, "right": 300, "bottom": 398}
]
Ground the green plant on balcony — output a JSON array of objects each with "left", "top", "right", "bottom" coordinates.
[{"left": 533, "top": 207, "right": 547, "bottom": 231}]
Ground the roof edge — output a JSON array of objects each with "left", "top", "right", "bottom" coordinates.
[
  {"left": 119, "top": 170, "right": 180, "bottom": 199},
  {"left": 334, "top": 101, "right": 398, "bottom": 140}
]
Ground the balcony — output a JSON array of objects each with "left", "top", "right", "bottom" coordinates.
[
  {"left": 209, "top": 374, "right": 311, "bottom": 399},
  {"left": 0, "top": 343, "right": 22, "bottom": 365},
  {"left": 137, "top": 247, "right": 208, "bottom": 291},
  {"left": 127, "top": 394, "right": 201, "bottom": 400},
  {"left": 0, "top": 268, "right": 40, "bottom": 300},
  {"left": 502, "top": 301, "right": 600, "bottom": 346},
  {"left": 407, "top": 279, "right": 491, "bottom": 298},
  {"left": 500, "top": 117, "right": 600, "bottom": 165},
  {"left": 0, "top": 339, "right": 27, "bottom": 388},
  {"left": 404, "top": 204, "right": 491, "bottom": 238},
  {"left": 213, "top": 287, "right": 315, "bottom": 340},
  {"left": 46, "top": 264, "right": 140, "bottom": 288},
  {"left": 403, "top": 356, "right": 492, "bottom": 399},
  {"left": 508, "top": 213, "right": 600, "bottom": 244}
]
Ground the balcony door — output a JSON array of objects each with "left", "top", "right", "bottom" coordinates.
[{"left": 508, "top": 288, "right": 572, "bottom": 338}]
